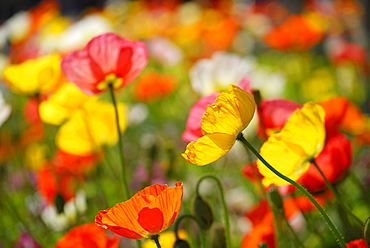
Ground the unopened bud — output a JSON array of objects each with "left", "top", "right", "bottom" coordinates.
[
  {"left": 193, "top": 195, "right": 214, "bottom": 230},
  {"left": 54, "top": 193, "right": 65, "bottom": 214},
  {"left": 173, "top": 239, "right": 190, "bottom": 248},
  {"left": 363, "top": 216, "right": 370, "bottom": 243},
  {"left": 268, "top": 187, "right": 283, "bottom": 211},
  {"left": 211, "top": 223, "right": 226, "bottom": 248}
]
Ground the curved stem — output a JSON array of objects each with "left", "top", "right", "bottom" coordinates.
[
  {"left": 196, "top": 175, "right": 231, "bottom": 248},
  {"left": 282, "top": 213, "right": 306, "bottom": 248},
  {"left": 151, "top": 235, "right": 162, "bottom": 248},
  {"left": 108, "top": 85, "right": 130, "bottom": 200},
  {"left": 237, "top": 134, "right": 347, "bottom": 248},
  {"left": 311, "top": 159, "right": 363, "bottom": 227},
  {"left": 174, "top": 214, "right": 206, "bottom": 248}
]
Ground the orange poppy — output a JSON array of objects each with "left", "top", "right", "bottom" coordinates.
[
  {"left": 263, "top": 14, "right": 324, "bottom": 51},
  {"left": 55, "top": 223, "right": 119, "bottom": 248},
  {"left": 133, "top": 72, "right": 177, "bottom": 103},
  {"left": 95, "top": 182, "right": 183, "bottom": 240}
]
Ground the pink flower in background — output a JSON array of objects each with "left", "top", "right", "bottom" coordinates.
[{"left": 62, "top": 32, "right": 148, "bottom": 95}]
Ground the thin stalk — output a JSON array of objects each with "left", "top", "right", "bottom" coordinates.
[
  {"left": 282, "top": 213, "right": 306, "bottom": 248},
  {"left": 174, "top": 214, "right": 206, "bottom": 248},
  {"left": 311, "top": 159, "right": 363, "bottom": 227},
  {"left": 237, "top": 134, "right": 347, "bottom": 248},
  {"left": 151, "top": 235, "right": 162, "bottom": 248},
  {"left": 108, "top": 85, "right": 130, "bottom": 200},
  {"left": 196, "top": 175, "right": 231, "bottom": 248}
]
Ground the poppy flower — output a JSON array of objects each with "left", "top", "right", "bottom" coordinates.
[
  {"left": 346, "top": 239, "right": 369, "bottom": 248},
  {"left": 142, "top": 230, "right": 187, "bottom": 248},
  {"left": 263, "top": 14, "right": 324, "bottom": 51},
  {"left": 61, "top": 32, "right": 148, "bottom": 95},
  {"left": 257, "top": 102, "right": 326, "bottom": 186},
  {"left": 55, "top": 100, "right": 127, "bottom": 156},
  {"left": 95, "top": 182, "right": 183, "bottom": 240},
  {"left": 3, "top": 54, "right": 62, "bottom": 95},
  {"left": 55, "top": 223, "right": 119, "bottom": 248},
  {"left": 182, "top": 78, "right": 252, "bottom": 143},
  {"left": 132, "top": 71, "right": 177, "bottom": 103},
  {"left": 182, "top": 85, "right": 255, "bottom": 166}
]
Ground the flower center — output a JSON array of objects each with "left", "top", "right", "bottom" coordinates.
[{"left": 97, "top": 73, "right": 123, "bottom": 90}]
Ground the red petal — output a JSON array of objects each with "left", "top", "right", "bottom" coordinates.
[{"left": 137, "top": 207, "right": 164, "bottom": 234}]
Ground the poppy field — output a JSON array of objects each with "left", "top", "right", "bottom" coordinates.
[{"left": 0, "top": 0, "right": 369, "bottom": 247}]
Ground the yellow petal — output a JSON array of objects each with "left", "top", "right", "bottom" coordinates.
[
  {"left": 3, "top": 54, "right": 61, "bottom": 95},
  {"left": 201, "top": 85, "right": 255, "bottom": 135},
  {"left": 257, "top": 102, "right": 326, "bottom": 186},
  {"left": 182, "top": 133, "right": 235, "bottom": 166}
]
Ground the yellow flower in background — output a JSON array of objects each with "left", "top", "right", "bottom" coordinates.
[
  {"left": 39, "top": 82, "right": 93, "bottom": 125},
  {"left": 56, "top": 100, "right": 127, "bottom": 156},
  {"left": 3, "top": 54, "right": 61, "bottom": 95},
  {"left": 257, "top": 102, "right": 326, "bottom": 186},
  {"left": 143, "top": 230, "right": 187, "bottom": 248},
  {"left": 182, "top": 85, "right": 255, "bottom": 166}
]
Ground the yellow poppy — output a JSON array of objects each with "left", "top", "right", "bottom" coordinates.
[
  {"left": 257, "top": 102, "right": 326, "bottom": 186},
  {"left": 39, "top": 82, "right": 93, "bottom": 125},
  {"left": 3, "top": 54, "right": 61, "bottom": 95},
  {"left": 55, "top": 100, "right": 127, "bottom": 156},
  {"left": 182, "top": 85, "right": 255, "bottom": 166},
  {"left": 143, "top": 230, "right": 187, "bottom": 248}
]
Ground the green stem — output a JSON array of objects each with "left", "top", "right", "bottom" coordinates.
[
  {"left": 311, "top": 159, "right": 363, "bottom": 227},
  {"left": 108, "top": 85, "right": 130, "bottom": 200},
  {"left": 174, "top": 214, "right": 206, "bottom": 248},
  {"left": 237, "top": 134, "right": 347, "bottom": 248},
  {"left": 151, "top": 235, "right": 162, "bottom": 248},
  {"left": 196, "top": 175, "right": 231, "bottom": 248},
  {"left": 282, "top": 212, "right": 306, "bottom": 248}
]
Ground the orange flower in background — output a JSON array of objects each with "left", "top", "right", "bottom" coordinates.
[
  {"left": 36, "top": 150, "right": 97, "bottom": 204},
  {"left": 263, "top": 14, "right": 324, "bottom": 51},
  {"left": 133, "top": 71, "right": 177, "bottom": 103},
  {"left": 96, "top": 182, "right": 183, "bottom": 240},
  {"left": 55, "top": 223, "right": 119, "bottom": 248}
]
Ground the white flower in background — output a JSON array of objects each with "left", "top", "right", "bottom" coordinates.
[
  {"left": 0, "top": 89, "right": 11, "bottom": 127},
  {"left": 0, "top": 11, "right": 31, "bottom": 49},
  {"left": 40, "top": 14, "right": 113, "bottom": 53},
  {"left": 41, "top": 191, "right": 87, "bottom": 231},
  {"left": 249, "top": 68, "right": 286, "bottom": 98},
  {"left": 189, "top": 52, "right": 256, "bottom": 96},
  {"left": 148, "top": 36, "right": 183, "bottom": 66}
]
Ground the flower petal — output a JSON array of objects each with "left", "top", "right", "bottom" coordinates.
[
  {"left": 137, "top": 207, "right": 164, "bottom": 234},
  {"left": 182, "top": 133, "right": 235, "bottom": 166}
]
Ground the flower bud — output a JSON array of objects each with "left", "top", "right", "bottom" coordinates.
[
  {"left": 54, "top": 193, "right": 65, "bottom": 214},
  {"left": 267, "top": 187, "right": 283, "bottom": 211},
  {"left": 174, "top": 239, "right": 191, "bottom": 248},
  {"left": 211, "top": 222, "right": 226, "bottom": 248},
  {"left": 193, "top": 195, "right": 214, "bottom": 230}
]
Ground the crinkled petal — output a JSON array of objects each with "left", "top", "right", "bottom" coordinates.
[{"left": 182, "top": 133, "right": 235, "bottom": 166}]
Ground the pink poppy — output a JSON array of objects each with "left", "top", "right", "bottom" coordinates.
[{"left": 62, "top": 33, "right": 148, "bottom": 95}]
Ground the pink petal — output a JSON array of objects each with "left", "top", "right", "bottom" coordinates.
[
  {"left": 123, "top": 41, "right": 148, "bottom": 85},
  {"left": 86, "top": 33, "right": 129, "bottom": 75},
  {"left": 61, "top": 51, "right": 104, "bottom": 95}
]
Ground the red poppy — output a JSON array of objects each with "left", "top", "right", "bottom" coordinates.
[
  {"left": 95, "top": 182, "right": 183, "bottom": 240},
  {"left": 263, "top": 14, "right": 324, "bottom": 51},
  {"left": 346, "top": 239, "right": 369, "bottom": 248},
  {"left": 36, "top": 150, "right": 97, "bottom": 204},
  {"left": 62, "top": 33, "right": 148, "bottom": 95},
  {"left": 55, "top": 223, "right": 119, "bottom": 248},
  {"left": 133, "top": 72, "right": 177, "bottom": 103}
]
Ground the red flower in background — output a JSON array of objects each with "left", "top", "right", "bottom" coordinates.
[
  {"left": 346, "top": 239, "right": 369, "bottom": 248},
  {"left": 36, "top": 150, "right": 98, "bottom": 204},
  {"left": 263, "top": 14, "right": 324, "bottom": 51},
  {"left": 55, "top": 223, "right": 119, "bottom": 248},
  {"left": 133, "top": 71, "right": 177, "bottom": 103},
  {"left": 62, "top": 33, "right": 148, "bottom": 95}
]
